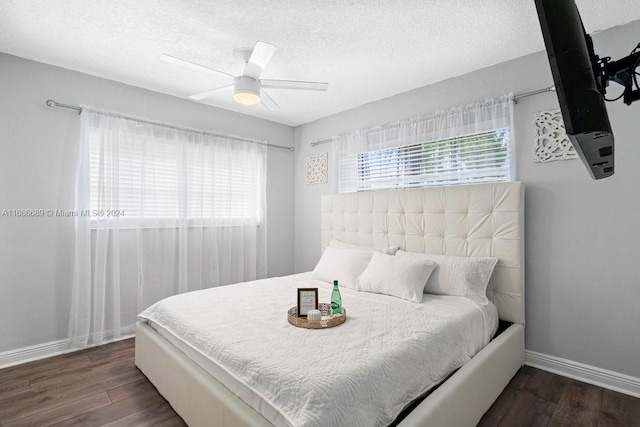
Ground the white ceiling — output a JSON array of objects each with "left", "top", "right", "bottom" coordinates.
[{"left": 1, "top": 1, "right": 640, "bottom": 127}]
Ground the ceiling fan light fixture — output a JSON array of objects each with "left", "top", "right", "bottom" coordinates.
[
  {"left": 234, "top": 76, "right": 261, "bottom": 106},
  {"left": 234, "top": 89, "right": 260, "bottom": 105}
]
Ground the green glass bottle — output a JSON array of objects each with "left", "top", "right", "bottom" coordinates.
[{"left": 331, "top": 280, "right": 342, "bottom": 315}]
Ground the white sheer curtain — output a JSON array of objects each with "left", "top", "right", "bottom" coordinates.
[
  {"left": 332, "top": 95, "right": 514, "bottom": 193},
  {"left": 69, "top": 108, "right": 267, "bottom": 347}
]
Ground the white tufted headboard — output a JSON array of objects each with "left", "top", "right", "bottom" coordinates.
[{"left": 321, "top": 182, "right": 524, "bottom": 324}]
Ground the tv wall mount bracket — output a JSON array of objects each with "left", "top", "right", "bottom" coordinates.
[{"left": 595, "top": 47, "right": 640, "bottom": 105}]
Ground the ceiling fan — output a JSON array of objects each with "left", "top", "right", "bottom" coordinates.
[{"left": 159, "top": 41, "right": 328, "bottom": 111}]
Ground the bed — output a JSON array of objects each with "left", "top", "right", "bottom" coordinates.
[{"left": 135, "top": 181, "right": 525, "bottom": 427}]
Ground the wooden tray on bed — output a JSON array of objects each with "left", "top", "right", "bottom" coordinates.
[{"left": 287, "top": 302, "right": 346, "bottom": 329}]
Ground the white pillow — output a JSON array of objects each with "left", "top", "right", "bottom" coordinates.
[
  {"left": 311, "top": 247, "right": 373, "bottom": 289},
  {"left": 356, "top": 252, "right": 437, "bottom": 302},
  {"left": 329, "top": 238, "right": 399, "bottom": 255},
  {"left": 396, "top": 250, "right": 498, "bottom": 304}
]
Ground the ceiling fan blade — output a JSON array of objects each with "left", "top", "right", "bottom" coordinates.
[
  {"left": 159, "top": 54, "right": 235, "bottom": 79},
  {"left": 260, "top": 90, "right": 280, "bottom": 111},
  {"left": 188, "top": 84, "right": 234, "bottom": 101},
  {"left": 242, "top": 41, "right": 277, "bottom": 79},
  {"left": 260, "top": 79, "right": 328, "bottom": 91}
]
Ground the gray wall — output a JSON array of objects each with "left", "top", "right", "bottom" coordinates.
[
  {"left": 294, "top": 21, "right": 640, "bottom": 378},
  {"left": 0, "top": 53, "right": 295, "bottom": 353}
]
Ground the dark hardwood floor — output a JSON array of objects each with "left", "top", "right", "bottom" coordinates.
[
  {"left": 0, "top": 339, "right": 185, "bottom": 426},
  {"left": 1, "top": 338, "right": 638, "bottom": 426},
  {"left": 479, "top": 365, "right": 640, "bottom": 427}
]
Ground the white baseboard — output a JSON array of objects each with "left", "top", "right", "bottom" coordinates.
[
  {"left": 0, "top": 338, "right": 71, "bottom": 369},
  {"left": 0, "top": 332, "right": 134, "bottom": 370},
  {"left": 525, "top": 350, "right": 640, "bottom": 398}
]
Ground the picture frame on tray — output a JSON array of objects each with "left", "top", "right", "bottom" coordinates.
[{"left": 297, "top": 288, "right": 318, "bottom": 318}]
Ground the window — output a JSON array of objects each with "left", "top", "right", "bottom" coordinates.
[
  {"left": 347, "top": 128, "right": 511, "bottom": 192},
  {"left": 334, "top": 96, "right": 514, "bottom": 193},
  {"left": 88, "top": 128, "right": 265, "bottom": 224}
]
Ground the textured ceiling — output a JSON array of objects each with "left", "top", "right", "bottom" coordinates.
[{"left": 1, "top": 0, "right": 640, "bottom": 126}]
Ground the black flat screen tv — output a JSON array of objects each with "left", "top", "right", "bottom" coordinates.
[{"left": 535, "top": 0, "right": 614, "bottom": 179}]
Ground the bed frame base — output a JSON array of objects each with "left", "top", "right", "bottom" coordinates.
[
  {"left": 398, "top": 323, "right": 524, "bottom": 426},
  {"left": 135, "top": 321, "right": 272, "bottom": 427},
  {"left": 135, "top": 321, "right": 524, "bottom": 427}
]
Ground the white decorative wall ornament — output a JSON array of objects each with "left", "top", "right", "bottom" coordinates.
[
  {"left": 533, "top": 110, "right": 578, "bottom": 162},
  {"left": 307, "top": 152, "right": 328, "bottom": 185}
]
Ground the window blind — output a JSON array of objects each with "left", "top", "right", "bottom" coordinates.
[
  {"left": 339, "top": 128, "right": 511, "bottom": 193},
  {"left": 89, "top": 131, "right": 263, "bottom": 222}
]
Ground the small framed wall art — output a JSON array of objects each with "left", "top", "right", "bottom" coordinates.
[
  {"left": 297, "top": 288, "right": 318, "bottom": 318},
  {"left": 306, "top": 152, "right": 328, "bottom": 185}
]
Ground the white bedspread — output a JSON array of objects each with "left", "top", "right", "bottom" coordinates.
[{"left": 139, "top": 272, "right": 498, "bottom": 427}]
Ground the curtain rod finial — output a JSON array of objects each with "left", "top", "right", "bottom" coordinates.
[{"left": 46, "top": 99, "right": 57, "bottom": 108}]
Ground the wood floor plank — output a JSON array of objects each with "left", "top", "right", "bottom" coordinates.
[
  {"left": 497, "top": 390, "right": 557, "bottom": 427},
  {"left": 478, "top": 389, "right": 518, "bottom": 426},
  {"left": 549, "top": 380, "right": 604, "bottom": 427},
  {"left": 51, "top": 389, "right": 169, "bottom": 426},
  {"left": 507, "top": 370, "right": 532, "bottom": 391},
  {"left": 0, "top": 340, "right": 129, "bottom": 384},
  {"left": 151, "top": 417, "right": 189, "bottom": 427},
  {"left": 524, "top": 369, "right": 572, "bottom": 404},
  {"left": 520, "top": 364, "right": 539, "bottom": 376},
  {"left": 29, "top": 351, "right": 135, "bottom": 389},
  {"left": 478, "top": 370, "right": 532, "bottom": 425},
  {"left": 107, "top": 377, "right": 158, "bottom": 403},
  {"left": 86, "top": 339, "right": 134, "bottom": 363},
  {"left": 101, "top": 402, "right": 187, "bottom": 427},
  {"left": 0, "top": 385, "right": 65, "bottom": 422},
  {"left": 598, "top": 388, "right": 640, "bottom": 427},
  {"left": 0, "top": 362, "right": 144, "bottom": 422},
  {"left": 477, "top": 411, "right": 503, "bottom": 427},
  {"left": 0, "top": 377, "right": 30, "bottom": 399},
  {"left": 2, "top": 391, "right": 112, "bottom": 427},
  {"left": 29, "top": 358, "right": 136, "bottom": 390}
]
